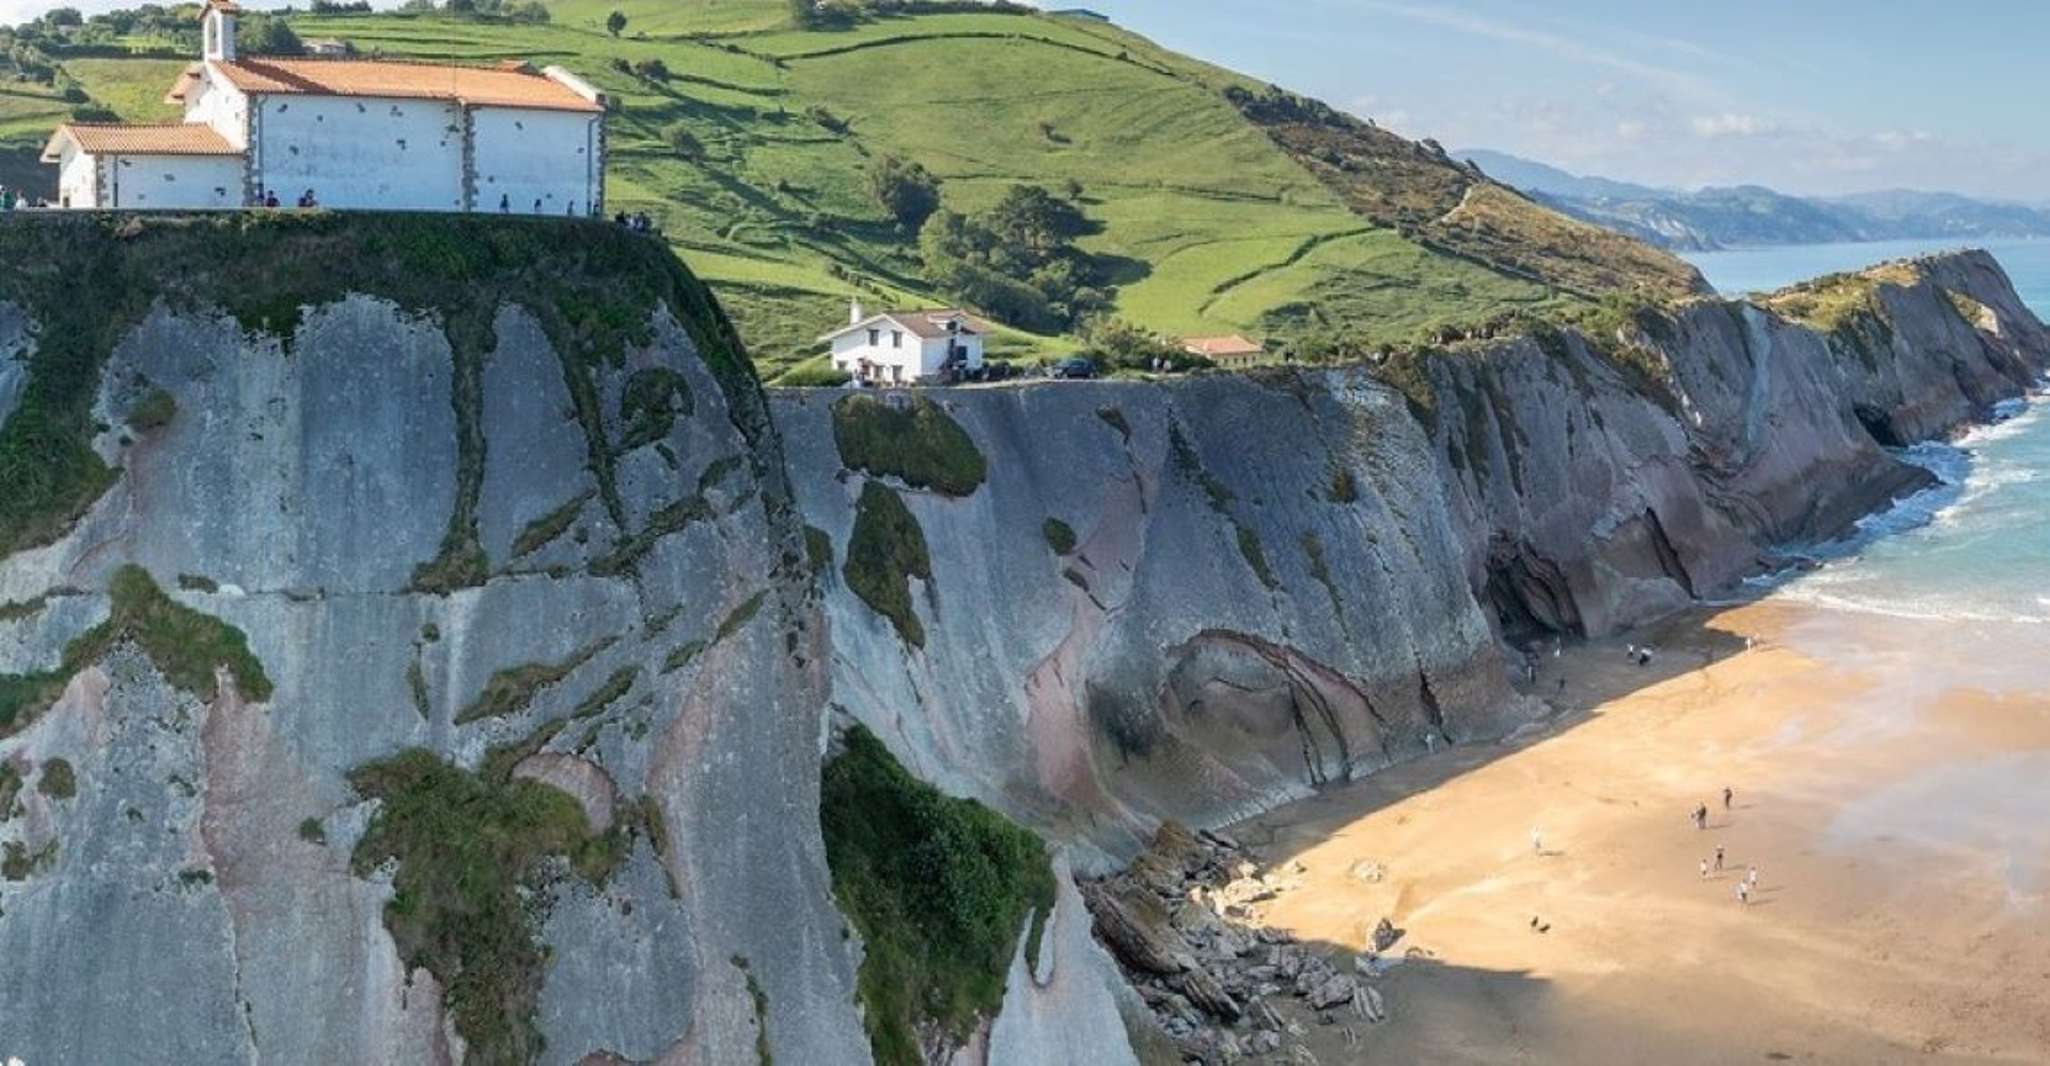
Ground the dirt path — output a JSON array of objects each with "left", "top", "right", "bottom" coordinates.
[{"left": 1230, "top": 601, "right": 2050, "bottom": 1064}]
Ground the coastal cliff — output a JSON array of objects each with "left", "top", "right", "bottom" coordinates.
[{"left": 0, "top": 217, "right": 2042, "bottom": 1065}]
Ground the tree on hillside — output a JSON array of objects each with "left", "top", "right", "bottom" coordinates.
[
  {"left": 917, "top": 184, "right": 1110, "bottom": 333},
  {"left": 606, "top": 9, "right": 627, "bottom": 36},
  {"left": 241, "top": 16, "right": 304, "bottom": 55},
  {"left": 982, "top": 184, "right": 1089, "bottom": 258},
  {"left": 44, "top": 7, "right": 82, "bottom": 26},
  {"left": 869, "top": 155, "right": 941, "bottom": 231}
]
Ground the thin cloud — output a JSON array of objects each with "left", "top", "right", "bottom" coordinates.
[
  {"left": 1339, "top": 0, "right": 1726, "bottom": 103},
  {"left": 1690, "top": 113, "right": 1775, "bottom": 138}
]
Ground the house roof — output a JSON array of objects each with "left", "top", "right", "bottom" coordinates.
[
  {"left": 1182, "top": 334, "right": 1264, "bottom": 357},
  {"left": 40, "top": 122, "right": 240, "bottom": 162},
  {"left": 820, "top": 308, "right": 989, "bottom": 343},
  {"left": 191, "top": 57, "right": 605, "bottom": 113}
]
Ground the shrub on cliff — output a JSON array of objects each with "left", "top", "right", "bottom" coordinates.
[
  {"left": 820, "top": 724, "right": 1054, "bottom": 1066},
  {"left": 843, "top": 481, "right": 931, "bottom": 647},
  {"left": 831, "top": 394, "right": 986, "bottom": 497}
]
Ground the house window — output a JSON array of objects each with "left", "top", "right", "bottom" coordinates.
[
  {"left": 892, "top": 330, "right": 903, "bottom": 348},
  {"left": 868, "top": 329, "right": 880, "bottom": 346}
]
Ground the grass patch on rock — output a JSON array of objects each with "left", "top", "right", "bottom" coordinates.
[
  {"left": 35, "top": 757, "right": 74, "bottom": 800},
  {"left": 0, "top": 763, "right": 19, "bottom": 819},
  {"left": 454, "top": 636, "right": 615, "bottom": 725},
  {"left": 349, "top": 746, "right": 623, "bottom": 1065},
  {"left": 509, "top": 490, "right": 593, "bottom": 560},
  {"left": 821, "top": 724, "right": 1054, "bottom": 1066},
  {"left": 831, "top": 394, "right": 986, "bottom": 497},
  {"left": 0, "top": 564, "right": 271, "bottom": 737},
  {"left": 127, "top": 388, "right": 176, "bottom": 432},
  {"left": 843, "top": 482, "right": 932, "bottom": 648},
  {"left": 1042, "top": 517, "right": 1077, "bottom": 555}
]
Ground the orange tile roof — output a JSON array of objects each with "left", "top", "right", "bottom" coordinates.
[
  {"left": 1182, "top": 334, "right": 1264, "bottom": 357},
  {"left": 207, "top": 57, "right": 603, "bottom": 113},
  {"left": 43, "top": 123, "right": 240, "bottom": 159}
]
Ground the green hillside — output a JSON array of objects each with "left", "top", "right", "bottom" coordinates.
[{"left": 7, "top": 0, "right": 1704, "bottom": 377}]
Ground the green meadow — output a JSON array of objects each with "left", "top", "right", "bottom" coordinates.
[{"left": 18, "top": 0, "right": 1609, "bottom": 375}]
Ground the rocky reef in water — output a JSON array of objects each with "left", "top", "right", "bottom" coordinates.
[{"left": 0, "top": 214, "right": 2041, "bottom": 1066}]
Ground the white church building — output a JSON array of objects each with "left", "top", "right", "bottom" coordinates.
[
  {"left": 41, "top": 0, "right": 607, "bottom": 213},
  {"left": 821, "top": 301, "right": 987, "bottom": 386}
]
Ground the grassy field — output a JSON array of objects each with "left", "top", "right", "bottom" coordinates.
[{"left": 13, "top": 0, "right": 1696, "bottom": 376}]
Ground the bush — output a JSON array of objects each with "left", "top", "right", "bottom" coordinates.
[
  {"left": 606, "top": 9, "right": 627, "bottom": 35},
  {"left": 1079, "top": 317, "right": 1205, "bottom": 372},
  {"left": 869, "top": 155, "right": 940, "bottom": 231},
  {"left": 832, "top": 394, "right": 986, "bottom": 497},
  {"left": 820, "top": 724, "right": 1054, "bottom": 1065},
  {"left": 632, "top": 58, "right": 671, "bottom": 81},
  {"left": 774, "top": 362, "right": 852, "bottom": 388}
]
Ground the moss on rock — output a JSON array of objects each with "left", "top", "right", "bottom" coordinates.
[
  {"left": 831, "top": 394, "right": 986, "bottom": 497},
  {"left": 0, "top": 565, "right": 271, "bottom": 737},
  {"left": 843, "top": 482, "right": 932, "bottom": 648},
  {"left": 348, "top": 746, "right": 621, "bottom": 1065},
  {"left": 1042, "top": 517, "right": 1077, "bottom": 556},
  {"left": 35, "top": 757, "right": 74, "bottom": 800}
]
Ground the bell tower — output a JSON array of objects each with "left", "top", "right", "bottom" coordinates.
[{"left": 201, "top": 0, "right": 240, "bottom": 63}]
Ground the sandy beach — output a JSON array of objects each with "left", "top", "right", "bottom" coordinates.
[{"left": 1231, "top": 601, "right": 2050, "bottom": 1064}]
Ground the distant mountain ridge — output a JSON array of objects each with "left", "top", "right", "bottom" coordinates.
[{"left": 1457, "top": 149, "right": 2050, "bottom": 251}]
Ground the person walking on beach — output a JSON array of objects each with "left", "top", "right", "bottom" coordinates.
[
  {"left": 1531, "top": 826, "right": 1543, "bottom": 856},
  {"left": 1723, "top": 786, "right": 1734, "bottom": 810},
  {"left": 1714, "top": 845, "right": 1725, "bottom": 872},
  {"left": 1700, "top": 858, "right": 1710, "bottom": 879},
  {"left": 1737, "top": 881, "right": 1750, "bottom": 906},
  {"left": 1747, "top": 865, "right": 1759, "bottom": 889}
]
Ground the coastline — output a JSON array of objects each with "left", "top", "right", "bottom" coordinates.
[{"left": 1227, "top": 599, "right": 2050, "bottom": 1064}]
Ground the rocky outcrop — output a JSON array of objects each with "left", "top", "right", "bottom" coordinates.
[{"left": 0, "top": 218, "right": 2040, "bottom": 1066}]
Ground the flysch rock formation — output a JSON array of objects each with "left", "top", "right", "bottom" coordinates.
[{"left": 0, "top": 217, "right": 2044, "bottom": 1066}]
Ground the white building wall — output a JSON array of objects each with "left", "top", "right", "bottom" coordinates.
[
  {"left": 103, "top": 154, "right": 245, "bottom": 209},
  {"left": 471, "top": 106, "right": 603, "bottom": 217},
  {"left": 186, "top": 69, "right": 249, "bottom": 150},
  {"left": 56, "top": 144, "right": 96, "bottom": 208},
  {"left": 253, "top": 95, "right": 464, "bottom": 211},
  {"left": 828, "top": 326, "right": 985, "bottom": 383}
]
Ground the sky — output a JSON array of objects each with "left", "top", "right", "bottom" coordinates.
[{"left": 1084, "top": 0, "right": 2050, "bottom": 202}]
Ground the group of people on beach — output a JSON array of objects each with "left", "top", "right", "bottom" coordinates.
[{"left": 1690, "top": 786, "right": 1768, "bottom": 905}]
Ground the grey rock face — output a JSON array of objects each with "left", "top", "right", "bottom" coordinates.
[
  {"left": 0, "top": 293, "right": 866, "bottom": 1066},
  {"left": 0, "top": 248, "right": 2042, "bottom": 1066},
  {"left": 785, "top": 251, "right": 2048, "bottom": 878}
]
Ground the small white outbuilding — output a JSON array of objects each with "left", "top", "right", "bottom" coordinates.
[
  {"left": 821, "top": 300, "right": 986, "bottom": 386},
  {"left": 41, "top": 0, "right": 608, "bottom": 213}
]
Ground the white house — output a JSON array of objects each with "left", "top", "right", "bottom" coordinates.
[
  {"left": 821, "top": 301, "right": 986, "bottom": 386},
  {"left": 41, "top": 0, "right": 607, "bottom": 213}
]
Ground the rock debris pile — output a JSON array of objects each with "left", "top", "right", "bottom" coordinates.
[{"left": 1081, "top": 822, "right": 1394, "bottom": 1063}]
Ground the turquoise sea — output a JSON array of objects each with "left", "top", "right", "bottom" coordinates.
[{"left": 1684, "top": 239, "right": 2050, "bottom": 626}]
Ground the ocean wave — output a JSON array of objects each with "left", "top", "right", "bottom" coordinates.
[{"left": 1766, "top": 586, "right": 2050, "bottom": 626}]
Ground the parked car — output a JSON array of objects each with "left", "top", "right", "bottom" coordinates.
[{"left": 1050, "top": 356, "right": 1097, "bottom": 379}]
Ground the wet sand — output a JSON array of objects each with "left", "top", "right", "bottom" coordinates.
[{"left": 1234, "top": 602, "right": 2050, "bottom": 1064}]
